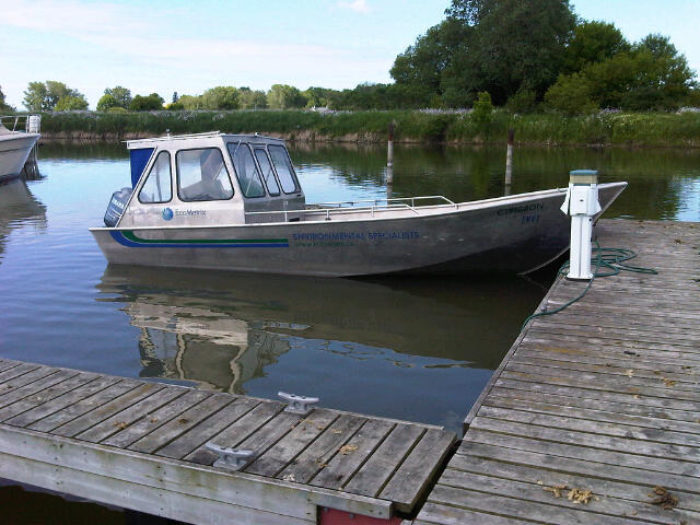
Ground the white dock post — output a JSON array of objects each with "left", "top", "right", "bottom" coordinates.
[
  {"left": 560, "top": 169, "right": 601, "bottom": 280},
  {"left": 504, "top": 128, "right": 514, "bottom": 195}
]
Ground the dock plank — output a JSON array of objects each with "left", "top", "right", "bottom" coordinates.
[
  {"left": 310, "top": 419, "right": 395, "bottom": 490},
  {"left": 413, "top": 220, "right": 700, "bottom": 525},
  {"left": 0, "top": 359, "right": 455, "bottom": 523}
]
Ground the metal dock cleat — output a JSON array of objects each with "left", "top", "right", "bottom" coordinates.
[
  {"left": 205, "top": 443, "right": 255, "bottom": 471},
  {"left": 278, "top": 391, "right": 319, "bottom": 415}
]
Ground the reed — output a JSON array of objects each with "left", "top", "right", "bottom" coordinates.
[{"left": 38, "top": 109, "right": 700, "bottom": 147}]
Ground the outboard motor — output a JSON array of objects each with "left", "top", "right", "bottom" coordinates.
[{"left": 104, "top": 187, "right": 132, "bottom": 227}]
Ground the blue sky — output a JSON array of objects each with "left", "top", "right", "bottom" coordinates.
[{"left": 1, "top": 0, "right": 698, "bottom": 109}]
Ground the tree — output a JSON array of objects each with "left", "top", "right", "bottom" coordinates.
[
  {"left": 390, "top": 18, "right": 468, "bottom": 106},
  {"left": 177, "top": 94, "right": 202, "bottom": 110},
  {"left": 200, "top": 86, "right": 239, "bottom": 110},
  {"left": 449, "top": 0, "right": 576, "bottom": 104},
  {"left": 97, "top": 94, "right": 119, "bottom": 111},
  {"left": 104, "top": 86, "right": 132, "bottom": 108},
  {"left": 544, "top": 72, "right": 597, "bottom": 114},
  {"left": 0, "top": 85, "right": 12, "bottom": 112},
  {"left": 562, "top": 21, "right": 629, "bottom": 74},
  {"left": 55, "top": 94, "right": 89, "bottom": 111},
  {"left": 129, "top": 93, "right": 164, "bottom": 111},
  {"left": 23, "top": 81, "right": 86, "bottom": 111},
  {"left": 238, "top": 87, "right": 268, "bottom": 109},
  {"left": 545, "top": 33, "right": 696, "bottom": 112},
  {"left": 390, "top": 0, "right": 576, "bottom": 108},
  {"left": 267, "top": 84, "right": 306, "bottom": 109}
]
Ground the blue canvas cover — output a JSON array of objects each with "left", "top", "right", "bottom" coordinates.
[{"left": 130, "top": 148, "right": 154, "bottom": 187}]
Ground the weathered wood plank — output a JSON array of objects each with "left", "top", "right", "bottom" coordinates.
[
  {"left": 102, "top": 389, "right": 211, "bottom": 449},
  {"left": 26, "top": 379, "right": 140, "bottom": 432},
  {"left": 412, "top": 501, "right": 534, "bottom": 525},
  {"left": 3, "top": 374, "right": 120, "bottom": 427},
  {"left": 477, "top": 406, "right": 700, "bottom": 447},
  {"left": 310, "top": 419, "right": 395, "bottom": 490},
  {"left": 426, "top": 484, "right": 636, "bottom": 524},
  {"left": 463, "top": 429, "right": 700, "bottom": 482},
  {"left": 456, "top": 441, "right": 699, "bottom": 496},
  {"left": 447, "top": 453, "right": 700, "bottom": 513},
  {"left": 157, "top": 396, "right": 260, "bottom": 460},
  {"left": 344, "top": 424, "right": 424, "bottom": 498},
  {"left": 515, "top": 346, "right": 699, "bottom": 377},
  {"left": 483, "top": 391, "right": 700, "bottom": 435},
  {"left": 504, "top": 362, "right": 700, "bottom": 395},
  {"left": 76, "top": 386, "right": 188, "bottom": 443},
  {"left": 380, "top": 429, "right": 456, "bottom": 513},
  {"left": 436, "top": 468, "right": 698, "bottom": 524},
  {"left": 494, "top": 377, "right": 700, "bottom": 412},
  {"left": 0, "top": 363, "right": 41, "bottom": 385},
  {"left": 468, "top": 419, "right": 700, "bottom": 471},
  {"left": 0, "top": 371, "right": 99, "bottom": 422},
  {"left": 0, "top": 369, "right": 78, "bottom": 411},
  {"left": 184, "top": 400, "right": 283, "bottom": 465},
  {"left": 245, "top": 409, "right": 338, "bottom": 478},
  {"left": 130, "top": 393, "right": 233, "bottom": 454},
  {"left": 0, "top": 423, "right": 394, "bottom": 523},
  {"left": 52, "top": 382, "right": 164, "bottom": 438},
  {"left": 275, "top": 414, "right": 366, "bottom": 484}
]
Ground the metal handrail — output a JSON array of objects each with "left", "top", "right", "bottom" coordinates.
[
  {"left": 244, "top": 195, "right": 457, "bottom": 221},
  {"left": 0, "top": 115, "right": 37, "bottom": 133}
]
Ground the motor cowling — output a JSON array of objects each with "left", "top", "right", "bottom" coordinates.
[{"left": 104, "top": 187, "right": 132, "bottom": 227}]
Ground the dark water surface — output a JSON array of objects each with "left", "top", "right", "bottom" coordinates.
[{"left": 0, "top": 142, "right": 697, "bottom": 523}]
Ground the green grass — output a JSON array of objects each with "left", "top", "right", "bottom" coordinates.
[{"left": 37, "top": 109, "right": 700, "bottom": 147}]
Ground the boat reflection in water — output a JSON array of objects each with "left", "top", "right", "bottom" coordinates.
[
  {"left": 0, "top": 179, "right": 47, "bottom": 263},
  {"left": 96, "top": 265, "right": 545, "bottom": 428}
]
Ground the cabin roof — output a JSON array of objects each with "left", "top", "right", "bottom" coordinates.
[{"left": 126, "top": 132, "right": 285, "bottom": 150}]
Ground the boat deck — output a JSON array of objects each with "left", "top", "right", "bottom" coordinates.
[
  {"left": 410, "top": 219, "right": 700, "bottom": 524},
  {"left": 0, "top": 358, "right": 456, "bottom": 524}
]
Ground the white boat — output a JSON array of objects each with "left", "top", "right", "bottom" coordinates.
[
  {"left": 90, "top": 132, "right": 627, "bottom": 277},
  {"left": 0, "top": 116, "right": 40, "bottom": 183}
]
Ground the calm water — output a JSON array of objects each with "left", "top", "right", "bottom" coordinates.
[{"left": 0, "top": 142, "right": 698, "bottom": 523}]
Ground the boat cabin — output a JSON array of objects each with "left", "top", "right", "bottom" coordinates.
[{"left": 110, "top": 132, "right": 305, "bottom": 228}]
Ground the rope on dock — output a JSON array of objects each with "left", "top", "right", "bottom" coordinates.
[{"left": 521, "top": 242, "right": 658, "bottom": 330}]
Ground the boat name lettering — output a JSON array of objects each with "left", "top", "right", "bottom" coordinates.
[
  {"left": 292, "top": 231, "right": 420, "bottom": 242},
  {"left": 174, "top": 209, "right": 207, "bottom": 216},
  {"left": 497, "top": 203, "right": 544, "bottom": 216}
]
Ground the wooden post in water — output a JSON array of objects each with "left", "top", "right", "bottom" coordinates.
[
  {"left": 386, "top": 122, "right": 394, "bottom": 199},
  {"left": 386, "top": 121, "right": 395, "bottom": 183},
  {"left": 504, "top": 128, "right": 514, "bottom": 196}
]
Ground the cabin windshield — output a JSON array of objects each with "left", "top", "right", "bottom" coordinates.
[
  {"left": 228, "top": 142, "right": 266, "bottom": 198},
  {"left": 268, "top": 145, "right": 299, "bottom": 194},
  {"left": 176, "top": 148, "right": 234, "bottom": 202}
]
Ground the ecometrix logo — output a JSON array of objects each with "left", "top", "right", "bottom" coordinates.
[{"left": 162, "top": 207, "right": 174, "bottom": 221}]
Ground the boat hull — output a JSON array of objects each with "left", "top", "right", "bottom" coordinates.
[
  {"left": 91, "top": 182, "right": 627, "bottom": 277},
  {"left": 0, "top": 133, "right": 40, "bottom": 182}
]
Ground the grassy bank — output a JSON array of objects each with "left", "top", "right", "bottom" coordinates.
[{"left": 37, "top": 109, "right": 700, "bottom": 147}]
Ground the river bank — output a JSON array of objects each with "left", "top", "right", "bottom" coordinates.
[{"left": 35, "top": 109, "right": 700, "bottom": 148}]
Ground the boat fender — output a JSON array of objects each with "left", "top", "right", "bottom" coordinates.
[{"left": 104, "top": 187, "right": 133, "bottom": 227}]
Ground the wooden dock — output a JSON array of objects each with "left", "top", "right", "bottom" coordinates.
[
  {"left": 0, "top": 359, "right": 456, "bottom": 524},
  {"left": 411, "top": 219, "right": 700, "bottom": 524}
]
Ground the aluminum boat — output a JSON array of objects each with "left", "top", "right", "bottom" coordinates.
[
  {"left": 90, "top": 132, "right": 627, "bottom": 277},
  {"left": 0, "top": 116, "right": 40, "bottom": 183}
]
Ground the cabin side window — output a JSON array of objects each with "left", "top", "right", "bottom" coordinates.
[
  {"left": 228, "top": 143, "right": 266, "bottom": 198},
  {"left": 268, "top": 145, "right": 299, "bottom": 194},
  {"left": 176, "top": 148, "right": 234, "bottom": 202},
  {"left": 138, "top": 151, "right": 172, "bottom": 203},
  {"left": 254, "top": 148, "right": 280, "bottom": 196}
]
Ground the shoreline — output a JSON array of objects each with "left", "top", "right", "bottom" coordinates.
[{"left": 33, "top": 109, "right": 700, "bottom": 149}]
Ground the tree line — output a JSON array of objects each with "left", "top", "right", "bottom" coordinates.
[{"left": 7, "top": 0, "right": 699, "bottom": 116}]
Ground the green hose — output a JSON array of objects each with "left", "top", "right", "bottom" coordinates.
[{"left": 521, "top": 242, "right": 658, "bottom": 330}]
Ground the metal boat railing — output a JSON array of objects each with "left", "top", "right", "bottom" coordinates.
[
  {"left": 244, "top": 195, "right": 457, "bottom": 223},
  {"left": 0, "top": 115, "right": 41, "bottom": 134}
]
